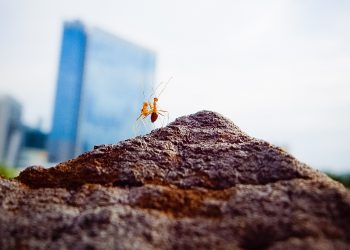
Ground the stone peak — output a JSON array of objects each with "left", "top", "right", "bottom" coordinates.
[{"left": 18, "top": 110, "right": 319, "bottom": 189}]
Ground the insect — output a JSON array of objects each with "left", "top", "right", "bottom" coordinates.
[
  {"left": 136, "top": 97, "right": 167, "bottom": 123},
  {"left": 136, "top": 78, "right": 171, "bottom": 124},
  {"left": 137, "top": 102, "right": 151, "bottom": 121}
]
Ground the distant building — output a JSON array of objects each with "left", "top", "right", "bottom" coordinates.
[
  {"left": 0, "top": 95, "right": 22, "bottom": 166},
  {"left": 48, "top": 21, "right": 156, "bottom": 163},
  {"left": 18, "top": 126, "right": 49, "bottom": 168},
  {"left": 22, "top": 126, "right": 48, "bottom": 149}
]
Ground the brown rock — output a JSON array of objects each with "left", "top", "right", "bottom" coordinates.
[{"left": 1, "top": 110, "right": 350, "bottom": 249}]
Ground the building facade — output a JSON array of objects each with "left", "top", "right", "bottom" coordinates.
[
  {"left": 18, "top": 126, "right": 48, "bottom": 168},
  {"left": 0, "top": 95, "right": 22, "bottom": 166},
  {"left": 48, "top": 21, "right": 156, "bottom": 162},
  {"left": 48, "top": 22, "right": 86, "bottom": 162}
]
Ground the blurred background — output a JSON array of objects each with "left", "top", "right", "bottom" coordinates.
[{"left": 0, "top": 0, "right": 349, "bottom": 183}]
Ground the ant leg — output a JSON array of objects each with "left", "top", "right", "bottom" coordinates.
[
  {"left": 158, "top": 110, "right": 169, "bottom": 125},
  {"left": 140, "top": 118, "right": 148, "bottom": 133},
  {"left": 166, "top": 112, "right": 169, "bottom": 124},
  {"left": 133, "top": 119, "right": 142, "bottom": 136},
  {"left": 136, "top": 114, "right": 143, "bottom": 121}
]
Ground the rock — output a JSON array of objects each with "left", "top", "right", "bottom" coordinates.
[{"left": 1, "top": 110, "right": 350, "bottom": 250}]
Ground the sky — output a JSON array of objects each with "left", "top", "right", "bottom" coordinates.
[{"left": 0, "top": 0, "right": 349, "bottom": 173}]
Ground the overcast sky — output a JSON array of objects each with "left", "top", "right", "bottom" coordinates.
[{"left": 0, "top": 0, "right": 349, "bottom": 172}]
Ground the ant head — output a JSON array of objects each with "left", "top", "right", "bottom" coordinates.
[
  {"left": 143, "top": 102, "right": 148, "bottom": 107},
  {"left": 154, "top": 97, "right": 158, "bottom": 102}
]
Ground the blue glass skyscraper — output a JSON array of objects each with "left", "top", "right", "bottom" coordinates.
[
  {"left": 48, "top": 21, "right": 156, "bottom": 162},
  {"left": 48, "top": 22, "right": 86, "bottom": 162}
]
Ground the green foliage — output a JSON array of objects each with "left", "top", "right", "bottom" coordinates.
[
  {"left": 326, "top": 172, "right": 350, "bottom": 188},
  {"left": 0, "top": 164, "right": 18, "bottom": 179}
]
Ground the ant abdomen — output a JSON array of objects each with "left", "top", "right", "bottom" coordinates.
[{"left": 151, "top": 112, "right": 158, "bottom": 123}]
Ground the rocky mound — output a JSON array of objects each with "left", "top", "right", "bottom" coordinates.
[{"left": 1, "top": 111, "right": 350, "bottom": 250}]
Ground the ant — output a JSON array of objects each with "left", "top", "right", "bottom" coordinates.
[
  {"left": 137, "top": 97, "right": 166, "bottom": 123},
  {"left": 136, "top": 78, "right": 171, "bottom": 124}
]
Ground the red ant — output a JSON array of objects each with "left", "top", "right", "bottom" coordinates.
[
  {"left": 137, "top": 97, "right": 167, "bottom": 123},
  {"left": 137, "top": 78, "right": 171, "bottom": 124}
]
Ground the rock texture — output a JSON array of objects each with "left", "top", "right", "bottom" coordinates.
[{"left": 1, "top": 111, "right": 350, "bottom": 250}]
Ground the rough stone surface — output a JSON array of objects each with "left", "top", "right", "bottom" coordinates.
[{"left": 1, "top": 110, "right": 350, "bottom": 250}]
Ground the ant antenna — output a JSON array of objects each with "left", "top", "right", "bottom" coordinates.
[
  {"left": 157, "top": 76, "right": 173, "bottom": 98},
  {"left": 142, "top": 89, "right": 146, "bottom": 100},
  {"left": 147, "top": 81, "right": 163, "bottom": 101},
  {"left": 147, "top": 76, "right": 173, "bottom": 100}
]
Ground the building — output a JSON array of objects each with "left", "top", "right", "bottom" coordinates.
[
  {"left": 18, "top": 126, "right": 49, "bottom": 168},
  {"left": 48, "top": 21, "right": 156, "bottom": 163},
  {"left": 0, "top": 95, "right": 22, "bottom": 166}
]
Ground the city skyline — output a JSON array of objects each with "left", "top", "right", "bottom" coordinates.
[{"left": 0, "top": 0, "right": 349, "bottom": 172}]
